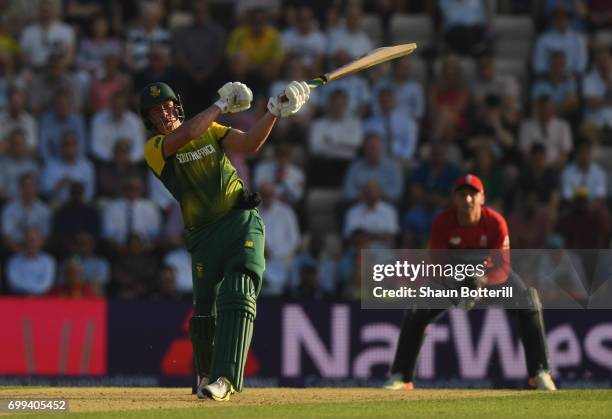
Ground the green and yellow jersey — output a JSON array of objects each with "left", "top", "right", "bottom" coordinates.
[{"left": 144, "top": 122, "right": 244, "bottom": 229}]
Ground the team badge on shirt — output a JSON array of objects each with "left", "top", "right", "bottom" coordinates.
[
  {"left": 195, "top": 263, "right": 204, "bottom": 277},
  {"left": 449, "top": 236, "right": 461, "bottom": 245}
]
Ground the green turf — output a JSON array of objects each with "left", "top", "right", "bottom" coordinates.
[{"left": 15, "top": 390, "right": 612, "bottom": 419}]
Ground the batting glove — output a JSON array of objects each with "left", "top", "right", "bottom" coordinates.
[
  {"left": 215, "top": 82, "right": 253, "bottom": 114},
  {"left": 267, "top": 81, "right": 310, "bottom": 118}
]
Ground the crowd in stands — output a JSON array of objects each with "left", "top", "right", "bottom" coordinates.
[{"left": 0, "top": 0, "right": 611, "bottom": 301}]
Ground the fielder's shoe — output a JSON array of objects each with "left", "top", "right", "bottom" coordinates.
[
  {"left": 199, "top": 377, "right": 235, "bottom": 401},
  {"left": 528, "top": 370, "right": 557, "bottom": 391},
  {"left": 383, "top": 374, "right": 414, "bottom": 390}
]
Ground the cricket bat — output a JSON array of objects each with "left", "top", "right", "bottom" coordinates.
[{"left": 281, "top": 43, "right": 417, "bottom": 101}]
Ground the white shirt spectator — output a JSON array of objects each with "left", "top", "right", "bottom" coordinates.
[
  {"left": 125, "top": 27, "right": 171, "bottom": 71},
  {"left": 343, "top": 201, "right": 399, "bottom": 238},
  {"left": 533, "top": 29, "right": 587, "bottom": 75},
  {"left": 309, "top": 115, "right": 363, "bottom": 159},
  {"left": 328, "top": 26, "right": 373, "bottom": 59},
  {"left": 19, "top": 21, "right": 75, "bottom": 67},
  {"left": 2, "top": 199, "right": 51, "bottom": 243},
  {"left": 582, "top": 68, "right": 612, "bottom": 128},
  {"left": 0, "top": 158, "right": 39, "bottom": 199},
  {"left": 281, "top": 27, "right": 326, "bottom": 68},
  {"left": 519, "top": 117, "right": 573, "bottom": 166},
  {"left": 317, "top": 75, "right": 371, "bottom": 115},
  {"left": 371, "top": 79, "right": 425, "bottom": 120},
  {"left": 102, "top": 198, "right": 161, "bottom": 245},
  {"left": 363, "top": 111, "right": 419, "bottom": 161},
  {"left": 164, "top": 248, "right": 193, "bottom": 293},
  {"left": 0, "top": 112, "right": 38, "bottom": 149},
  {"left": 253, "top": 160, "right": 305, "bottom": 204},
  {"left": 90, "top": 109, "right": 146, "bottom": 162},
  {"left": 6, "top": 252, "right": 56, "bottom": 295},
  {"left": 259, "top": 200, "right": 300, "bottom": 296},
  {"left": 561, "top": 161, "right": 607, "bottom": 201},
  {"left": 40, "top": 157, "right": 96, "bottom": 203}
]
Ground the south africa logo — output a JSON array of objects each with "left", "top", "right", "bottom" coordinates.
[{"left": 150, "top": 85, "right": 161, "bottom": 97}]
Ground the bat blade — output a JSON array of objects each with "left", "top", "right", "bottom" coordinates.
[{"left": 324, "top": 43, "right": 417, "bottom": 83}]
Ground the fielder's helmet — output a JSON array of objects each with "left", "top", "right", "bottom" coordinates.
[{"left": 139, "top": 82, "right": 185, "bottom": 131}]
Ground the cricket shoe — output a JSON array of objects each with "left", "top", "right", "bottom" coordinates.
[
  {"left": 528, "top": 370, "right": 557, "bottom": 391},
  {"left": 383, "top": 374, "right": 414, "bottom": 390},
  {"left": 198, "top": 377, "right": 235, "bottom": 401},
  {"left": 195, "top": 376, "right": 209, "bottom": 398}
]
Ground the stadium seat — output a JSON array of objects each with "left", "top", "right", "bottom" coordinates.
[
  {"left": 492, "top": 15, "right": 534, "bottom": 41},
  {"left": 389, "top": 14, "right": 433, "bottom": 47},
  {"left": 306, "top": 188, "right": 343, "bottom": 233},
  {"left": 595, "top": 30, "right": 612, "bottom": 47},
  {"left": 361, "top": 13, "right": 384, "bottom": 47},
  {"left": 433, "top": 57, "right": 477, "bottom": 84},
  {"left": 495, "top": 58, "right": 527, "bottom": 84},
  {"left": 593, "top": 145, "right": 612, "bottom": 173},
  {"left": 494, "top": 38, "right": 532, "bottom": 62}
]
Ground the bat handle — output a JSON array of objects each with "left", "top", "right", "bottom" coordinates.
[{"left": 278, "top": 76, "right": 327, "bottom": 102}]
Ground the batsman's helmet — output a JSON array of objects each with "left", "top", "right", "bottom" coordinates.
[{"left": 139, "top": 82, "right": 185, "bottom": 131}]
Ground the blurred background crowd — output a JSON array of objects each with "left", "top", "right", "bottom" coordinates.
[{"left": 0, "top": 0, "right": 611, "bottom": 301}]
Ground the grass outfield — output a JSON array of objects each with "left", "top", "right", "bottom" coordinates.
[{"left": 1, "top": 388, "right": 611, "bottom": 418}]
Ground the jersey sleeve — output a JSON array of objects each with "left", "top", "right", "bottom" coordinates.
[
  {"left": 144, "top": 135, "right": 167, "bottom": 177},
  {"left": 208, "top": 122, "right": 232, "bottom": 142},
  {"left": 487, "top": 210, "right": 511, "bottom": 285}
]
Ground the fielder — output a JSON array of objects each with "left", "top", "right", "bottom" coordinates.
[
  {"left": 141, "top": 80, "right": 309, "bottom": 400},
  {"left": 384, "top": 174, "right": 557, "bottom": 391}
]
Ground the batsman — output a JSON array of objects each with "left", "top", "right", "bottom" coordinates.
[{"left": 141, "top": 80, "right": 310, "bottom": 400}]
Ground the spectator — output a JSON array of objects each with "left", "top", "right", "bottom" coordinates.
[
  {"left": 507, "top": 189, "right": 553, "bottom": 249},
  {"left": 588, "top": 0, "right": 612, "bottom": 30},
  {"left": 28, "top": 56, "right": 82, "bottom": 114},
  {"left": 281, "top": 5, "right": 325, "bottom": 73},
  {"left": 471, "top": 52, "right": 521, "bottom": 135},
  {"left": 38, "top": 90, "right": 87, "bottom": 162},
  {"left": 308, "top": 89, "right": 363, "bottom": 186},
  {"left": 439, "top": 0, "right": 489, "bottom": 55},
  {"left": 258, "top": 182, "right": 300, "bottom": 296},
  {"left": 63, "top": 0, "right": 104, "bottom": 31},
  {"left": 5, "top": 227, "right": 56, "bottom": 295},
  {"left": 328, "top": 5, "right": 373, "bottom": 59},
  {"left": 72, "top": 232, "right": 110, "bottom": 294},
  {"left": 51, "top": 182, "right": 101, "bottom": 256},
  {"left": 542, "top": 0, "right": 589, "bottom": 32},
  {"left": 2, "top": 173, "right": 51, "bottom": 252},
  {"left": 111, "top": 233, "right": 159, "bottom": 298},
  {"left": 125, "top": 1, "right": 171, "bottom": 71},
  {"left": 515, "top": 144, "right": 561, "bottom": 209},
  {"left": 531, "top": 51, "right": 579, "bottom": 118},
  {"left": 75, "top": 13, "right": 121, "bottom": 77},
  {"left": 343, "top": 180, "right": 399, "bottom": 247},
  {"left": 226, "top": 7, "right": 284, "bottom": 81},
  {"left": 363, "top": 88, "right": 419, "bottom": 164},
  {"left": 163, "top": 244, "right": 193, "bottom": 294},
  {"left": 0, "top": 130, "right": 39, "bottom": 202},
  {"left": 151, "top": 265, "right": 182, "bottom": 301},
  {"left": 468, "top": 144, "right": 506, "bottom": 210},
  {"left": 253, "top": 142, "right": 305, "bottom": 205},
  {"left": 533, "top": 8, "right": 587, "bottom": 75},
  {"left": 317, "top": 50, "right": 371, "bottom": 117},
  {"left": 337, "top": 228, "right": 369, "bottom": 300},
  {"left": 132, "top": 46, "right": 184, "bottom": 100},
  {"left": 343, "top": 133, "right": 404, "bottom": 203},
  {"left": 50, "top": 257, "right": 98, "bottom": 298},
  {"left": 561, "top": 141, "right": 607, "bottom": 203},
  {"left": 97, "top": 139, "right": 147, "bottom": 199},
  {"left": 557, "top": 189, "right": 609, "bottom": 248},
  {"left": 40, "top": 131, "right": 95, "bottom": 204},
  {"left": 19, "top": 0, "right": 76, "bottom": 69},
  {"left": 172, "top": 0, "right": 226, "bottom": 107},
  {"left": 429, "top": 55, "right": 470, "bottom": 142},
  {"left": 519, "top": 96, "right": 573, "bottom": 168},
  {"left": 0, "top": 53, "right": 27, "bottom": 113},
  {"left": 581, "top": 46, "right": 612, "bottom": 141},
  {"left": 402, "top": 142, "right": 462, "bottom": 247},
  {"left": 0, "top": 88, "right": 37, "bottom": 151},
  {"left": 90, "top": 90, "right": 146, "bottom": 163},
  {"left": 88, "top": 54, "right": 129, "bottom": 114},
  {"left": 290, "top": 234, "right": 338, "bottom": 297},
  {"left": 102, "top": 176, "right": 161, "bottom": 250},
  {"left": 371, "top": 56, "right": 425, "bottom": 121}
]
